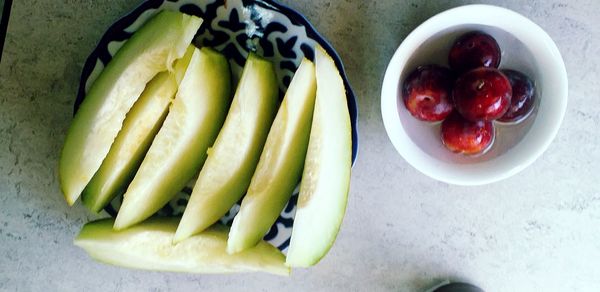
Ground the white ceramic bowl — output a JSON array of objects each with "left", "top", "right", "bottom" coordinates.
[{"left": 381, "top": 4, "right": 568, "bottom": 186}]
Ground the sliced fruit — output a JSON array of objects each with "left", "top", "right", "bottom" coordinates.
[
  {"left": 228, "top": 58, "right": 317, "bottom": 254},
  {"left": 81, "top": 46, "right": 195, "bottom": 213},
  {"left": 75, "top": 218, "right": 289, "bottom": 276},
  {"left": 286, "top": 46, "right": 352, "bottom": 267},
  {"left": 174, "top": 53, "right": 279, "bottom": 243},
  {"left": 59, "top": 11, "right": 202, "bottom": 205},
  {"left": 114, "top": 47, "right": 231, "bottom": 230}
]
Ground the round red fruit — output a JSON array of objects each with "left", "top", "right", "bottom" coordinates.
[
  {"left": 441, "top": 112, "right": 495, "bottom": 155},
  {"left": 453, "top": 67, "right": 512, "bottom": 122},
  {"left": 498, "top": 69, "right": 536, "bottom": 123},
  {"left": 402, "top": 65, "right": 454, "bottom": 122},
  {"left": 449, "top": 31, "right": 501, "bottom": 73}
]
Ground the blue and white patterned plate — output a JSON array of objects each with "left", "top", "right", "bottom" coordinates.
[{"left": 75, "top": 0, "right": 359, "bottom": 252}]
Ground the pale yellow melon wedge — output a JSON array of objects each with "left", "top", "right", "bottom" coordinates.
[
  {"left": 174, "top": 53, "right": 278, "bottom": 243},
  {"left": 81, "top": 46, "right": 195, "bottom": 213},
  {"left": 75, "top": 218, "right": 289, "bottom": 276},
  {"left": 114, "top": 47, "right": 231, "bottom": 230},
  {"left": 59, "top": 11, "right": 202, "bottom": 205},
  {"left": 286, "top": 46, "right": 352, "bottom": 267},
  {"left": 227, "top": 59, "right": 316, "bottom": 254}
]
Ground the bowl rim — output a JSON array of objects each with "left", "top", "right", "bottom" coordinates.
[
  {"left": 75, "top": 0, "right": 359, "bottom": 164},
  {"left": 380, "top": 4, "right": 568, "bottom": 186}
]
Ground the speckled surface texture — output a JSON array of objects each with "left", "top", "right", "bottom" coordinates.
[{"left": 1, "top": 0, "right": 599, "bottom": 291}]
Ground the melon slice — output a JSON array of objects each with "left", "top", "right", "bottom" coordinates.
[
  {"left": 75, "top": 218, "right": 289, "bottom": 276},
  {"left": 81, "top": 46, "right": 195, "bottom": 213},
  {"left": 59, "top": 11, "right": 202, "bottom": 205},
  {"left": 114, "top": 47, "right": 231, "bottom": 230},
  {"left": 174, "top": 53, "right": 279, "bottom": 243},
  {"left": 227, "top": 58, "right": 317, "bottom": 254},
  {"left": 285, "top": 46, "right": 352, "bottom": 267}
]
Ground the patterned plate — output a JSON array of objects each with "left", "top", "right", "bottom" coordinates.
[{"left": 75, "top": 0, "right": 359, "bottom": 252}]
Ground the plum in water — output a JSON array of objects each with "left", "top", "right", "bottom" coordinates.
[
  {"left": 441, "top": 111, "right": 495, "bottom": 155},
  {"left": 453, "top": 67, "right": 512, "bottom": 122},
  {"left": 498, "top": 69, "right": 536, "bottom": 123},
  {"left": 449, "top": 31, "right": 501, "bottom": 73},
  {"left": 402, "top": 65, "right": 454, "bottom": 122}
]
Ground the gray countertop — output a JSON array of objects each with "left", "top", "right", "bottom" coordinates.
[{"left": 1, "top": 0, "right": 600, "bottom": 291}]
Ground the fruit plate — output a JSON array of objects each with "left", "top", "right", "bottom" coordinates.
[{"left": 75, "top": 0, "right": 358, "bottom": 252}]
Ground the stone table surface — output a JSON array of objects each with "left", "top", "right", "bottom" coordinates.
[{"left": 1, "top": 0, "right": 599, "bottom": 291}]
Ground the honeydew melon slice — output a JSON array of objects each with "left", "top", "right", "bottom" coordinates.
[
  {"left": 285, "top": 46, "right": 352, "bottom": 267},
  {"left": 81, "top": 46, "right": 195, "bottom": 213},
  {"left": 174, "top": 53, "right": 279, "bottom": 243},
  {"left": 75, "top": 218, "right": 289, "bottom": 276},
  {"left": 59, "top": 11, "right": 202, "bottom": 205},
  {"left": 227, "top": 58, "right": 317, "bottom": 254},
  {"left": 114, "top": 47, "right": 231, "bottom": 230}
]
